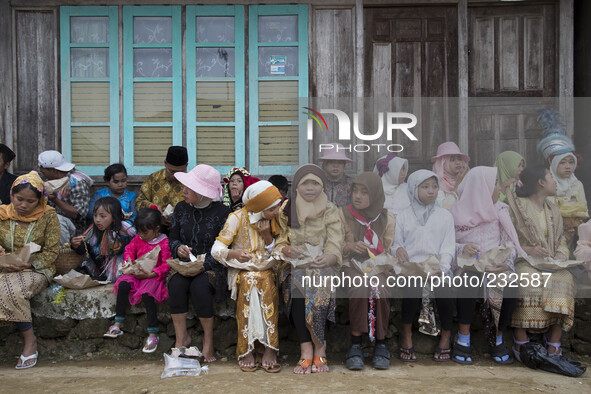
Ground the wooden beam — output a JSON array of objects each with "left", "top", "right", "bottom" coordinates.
[
  {"left": 559, "top": 0, "right": 574, "bottom": 139},
  {"left": 0, "top": 0, "right": 12, "bottom": 148},
  {"left": 354, "top": 0, "right": 364, "bottom": 174},
  {"left": 458, "top": 0, "right": 469, "bottom": 153}
]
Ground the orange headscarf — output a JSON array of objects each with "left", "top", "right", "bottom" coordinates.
[{"left": 0, "top": 171, "right": 54, "bottom": 222}]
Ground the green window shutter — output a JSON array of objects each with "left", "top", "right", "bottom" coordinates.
[{"left": 60, "top": 6, "right": 119, "bottom": 176}]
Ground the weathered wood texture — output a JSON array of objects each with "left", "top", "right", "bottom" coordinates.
[
  {"left": 364, "top": 5, "right": 459, "bottom": 173},
  {"left": 0, "top": 0, "right": 12, "bottom": 148},
  {"left": 14, "top": 8, "right": 59, "bottom": 171},
  {"left": 468, "top": 3, "right": 557, "bottom": 168}
]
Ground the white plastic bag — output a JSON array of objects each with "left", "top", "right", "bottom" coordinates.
[{"left": 161, "top": 353, "right": 209, "bottom": 379}]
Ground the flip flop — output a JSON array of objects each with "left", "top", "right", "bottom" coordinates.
[
  {"left": 15, "top": 351, "right": 38, "bottom": 370},
  {"left": 399, "top": 347, "right": 417, "bottom": 363},
  {"left": 142, "top": 336, "right": 159, "bottom": 353},
  {"left": 239, "top": 353, "right": 259, "bottom": 372},
  {"left": 312, "top": 356, "right": 328, "bottom": 373},
  {"left": 294, "top": 358, "right": 312, "bottom": 374},
  {"left": 262, "top": 362, "right": 282, "bottom": 373},
  {"left": 103, "top": 325, "right": 123, "bottom": 338}
]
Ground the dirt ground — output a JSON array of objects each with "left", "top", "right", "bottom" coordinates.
[{"left": 0, "top": 355, "right": 589, "bottom": 393}]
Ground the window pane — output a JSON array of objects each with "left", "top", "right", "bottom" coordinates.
[
  {"left": 196, "top": 16, "right": 234, "bottom": 43},
  {"left": 133, "top": 17, "right": 172, "bottom": 44},
  {"left": 71, "top": 126, "right": 110, "bottom": 166},
  {"left": 71, "top": 48, "right": 109, "bottom": 78},
  {"left": 134, "top": 48, "right": 172, "bottom": 77},
  {"left": 259, "top": 81, "right": 298, "bottom": 122},
  {"left": 134, "top": 127, "right": 172, "bottom": 166},
  {"left": 196, "top": 48, "right": 235, "bottom": 78},
  {"left": 71, "top": 16, "right": 109, "bottom": 43},
  {"left": 196, "top": 81, "right": 235, "bottom": 122},
  {"left": 258, "top": 47, "right": 298, "bottom": 77},
  {"left": 258, "top": 15, "right": 297, "bottom": 42},
  {"left": 197, "top": 126, "right": 235, "bottom": 165},
  {"left": 71, "top": 82, "right": 109, "bottom": 122},
  {"left": 259, "top": 125, "right": 298, "bottom": 165},
  {"left": 134, "top": 82, "right": 172, "bottom": 122}
]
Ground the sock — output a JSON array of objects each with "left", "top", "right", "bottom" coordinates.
[
  {"left": 114, "top": 316, "right": 125, "bottom": 324},
  {"left": 351, "top": 335, "right": 362, "bottom": 345},
  {"left": 458, "top": 332, "right": 470, "bottom": 347},
  {"left": 376, "top": 339, "right": 386, "bottom": 346},
  {"left": 496, "top": 334, "right": 503, "bottom": 345}
]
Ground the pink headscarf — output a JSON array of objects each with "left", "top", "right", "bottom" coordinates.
[
  {"left": 451, "top": 166, "right": 527, "bottom": 257},
  {"left": 432, "top": 156, "right": 463, "bottom": 193}
]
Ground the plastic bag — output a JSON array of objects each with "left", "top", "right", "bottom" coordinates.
[
  {"left": 520, "top": 342, "right": 586, "bottom": 377},
  {"left": 161, "top": 353, "right": 209, "bottom": 379}
]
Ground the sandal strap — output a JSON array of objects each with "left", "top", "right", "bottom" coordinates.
[
  {"left": 346, "top": 344, "right": 363, "bottom": 359},
  {"left": 513, "top": 336, "right": 530, "bottom": 346},
  {"left": 373, "top": 343, "right": 391, "bottom": 360},
  {"left": 298, "top": 358, "right": 313, "bottom": 368},
  {"left": 452, "top": 342, "right": 472, "bottom": 357},
  {"left": 145, "top": 336, "right": 159, "bottom": 346},
  {"left": 490, "top": 342, "right": 510, "bottom": 357},
  {"left": 313, "top": 356, "right": 327, "bottom": 367}
]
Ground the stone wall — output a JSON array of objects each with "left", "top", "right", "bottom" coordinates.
[{"left": 1, "top": 284, "right": 590, "bottom": 361}]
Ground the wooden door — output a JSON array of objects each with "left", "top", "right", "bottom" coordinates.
[
  {"left": 364, "top": 6, "right": 458, "bottom": 172},
  {"left": 468, "top": 3, "right": 557, "bottom": 167}
]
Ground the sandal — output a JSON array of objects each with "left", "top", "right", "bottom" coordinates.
[
  {"left": 312, "top": 356, "right": 328, "bottom": 373},
  {"left": 294, "top": 358, "right": 312, "bottom": 374},
  {"left": 490, "top": 342, "right": 514, "bottom": 365},
  {"left": 451, "top": 335, "right": 473, "bottom": 365},
  {"left": 543, "top": 334, "right": 563, "bottom": 357},
  {"left": 433, "top": 345, "right": 452, "bottom": 362},
  {"left": 142, "top": 336, "right": 159, "bottom": 353},
  {"left": 372, "top": 343, "right": 391, "bottom": 369},
  {"left": 346, "top": 344, "right": 365, "bottom": 370},
  {"left": 239, "top": 353, "right": 259, "bottom": 372},
  {"left": 398, "top": 346, "right": 417, "bottom": 363},
  {"left": 262, "top": 362, "right": 282, "bottom": 373},
  {"left": 15, "top": 351, "right": 38, "bottom": 370},
  {"left": 512, "top": 336, "right": 529, "bottom": 363},
  {"left": 103, "top": 325, "right": 123, "bottom": 338}
]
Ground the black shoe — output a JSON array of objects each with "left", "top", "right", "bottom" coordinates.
[{"left": 346, "top": 344, "right": 364, "bottom": 371}]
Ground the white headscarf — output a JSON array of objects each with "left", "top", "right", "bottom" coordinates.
[
  {"left": 550, "top": 152, "right": 578, "bottom": 197},
  {"left": 407, "top": 170, "right": 439, "bottom": 226},
  {"left": 242, "top": 180, "right": 282, "bottom": 224}
]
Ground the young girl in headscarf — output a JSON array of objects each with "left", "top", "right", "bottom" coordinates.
[
  {"left": 212, "top": 181, "right": 283, "bottom": 373},
  {"left": 222, "top": 167, "right": 260, "bottom": 212},
  {"left": 493, "top": 151, "right": 525, "bottom": 203},
  {"left": 548, "top": 152, "right": 588, "bottom": 254},
  {"left": 275, "top": 164, "right": 342, "bottom": 374},
  {"left": 431, "top": 142, "right": 470, "bottom": 210},
  {"left": 507, "top": 164, "right": 574, "bottom": 360},
  {"left": 373, "top": 154, "right": 410, "bottom": 215},
  {"left": 450, "top": 166, "right": 526, "bottom": 365},
  {"left": 341, "top": 172, "right": 395, "bottom": 370},
  {"left": 393, "top": 170, "right": 455, "bottom": 362}
]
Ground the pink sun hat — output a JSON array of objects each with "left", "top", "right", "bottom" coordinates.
[
  {"left": 174, "top": 164, "right": 222, "bottom": 199},
  {"left": 431, "top": 141, "right": 470, "bottom": 163},
  {"left": 317, "top": 142, "right": 353, "bottom": 162}
]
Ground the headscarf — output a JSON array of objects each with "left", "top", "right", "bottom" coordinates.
[
  {"left": 451, "top": 166, "right": 526, "bottom": 256},
  {"left": 432, "top": 156, "right": 468, "bottom": 193},
  {"left": 494, "top": 151, "right": 525, "bottom": 186},
  {"left": 0, "top": 171, "right": 54, "bottom": 222},
  {"left": 550, "top": 152, "right": 579, "bottom": 197},
  {"left": 242, "top": 180, "right": 282, "bottom": 236},
  {"left": 407, "top": 170, "right": 439, "bottom": 226},
  {"left": 222, "top": 167, "right": 260, "bottom": 210},
  {"left": 285, "top": 164, "right": 328, "bottom": 229},
  {"left": 343, "top": 172, "right": 388, "bottom": 256},
  {"left": 374, "top": 154, "right": 410, "bottom": 214}
]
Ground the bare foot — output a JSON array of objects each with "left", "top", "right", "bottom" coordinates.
[
  {"left": 293, "top": 359, "right": 312, "bottom": 374},
  {"left": 174, "top": 330, "right": 191, "bottom": 349},
  {"left": 261, "top": 347, "right": 277, "bottom": 368},
  {"left": 238, "top": 352, "right": 256, "bottom": 369},
  {"left": 312, "top": 343, "right": 328, "bottom": 373},
  {"left": 202, "top": 342, "right": 216, "bottom": 363},
  {"left": 400, "top": 332, "right": 416, "bottom": 361}
]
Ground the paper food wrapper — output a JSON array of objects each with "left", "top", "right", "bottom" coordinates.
[
  {"left": 44, "top": 177, "right": 69, "bottom": 195},
  {"left": 119, "top": 245, "right": 161, "bottom": 275},
  {"left": 0, "top": 242, "right": 42, "bottom": 269},
  {"left": 225, "top": 252, "right": 279, "bottom": 272},
  {"left": 394, "top": 255, "right": 441, "bottom": 277},
  {"left": 524, "top": 256, "right": 585, "bottom": 271},
  {"left": 53, "top": 269, "right": 109, "bottom": 289},
  {"left": 351, "top": 253, "right": 396, "bottom": 277},
  {"left": 167, "top": 253, "right": 206, "bottom": 277},
  {"left": 281, "top": 241, "right": 325, "bottom": 268},
  {"left": 457, "top": 246, "right": 514, "bottom": 273},
  {"left": 162, "top": 205, "right": 174, "bottom": 219}
]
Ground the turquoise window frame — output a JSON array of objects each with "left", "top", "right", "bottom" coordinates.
[
  {"left": 248, "top": 4, "right": 309, "bottom": 175},
  {"left": 122, "top": 6, "right": 182, "bottom": 176},
  {"left": 186, "top": 5, "right": 245, "bottom": 174},
  {"left": 60, "top": 6, "right": 119, "bottom": 176}
]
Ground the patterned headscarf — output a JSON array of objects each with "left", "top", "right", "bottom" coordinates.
[
  {"left": 222, "top": 167, "right": 260, "bottom": 211},
  {"left": 0, "top": 171, "right": 54, "bottom": 222}
]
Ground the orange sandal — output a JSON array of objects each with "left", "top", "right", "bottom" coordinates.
[
  {"left": 294, "top": 358, "right": 312, "bottom": 374},
  {"left": 312, "top": 356, "right": 328, "bottom": 373}
]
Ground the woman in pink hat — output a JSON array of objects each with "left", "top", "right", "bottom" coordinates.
[
  {"left": 318, "top": 143, "right": 353, "bottom": 208},
  {"left": 167, "top": 165, "right": 231, "bottom": 362},
  {"left": 431, "top": 142, "right": 470, "bottom": 210}
]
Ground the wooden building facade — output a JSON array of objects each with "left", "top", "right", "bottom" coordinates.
[{"left": 0, "top": 0, "right": 576, "bottom": 182}]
